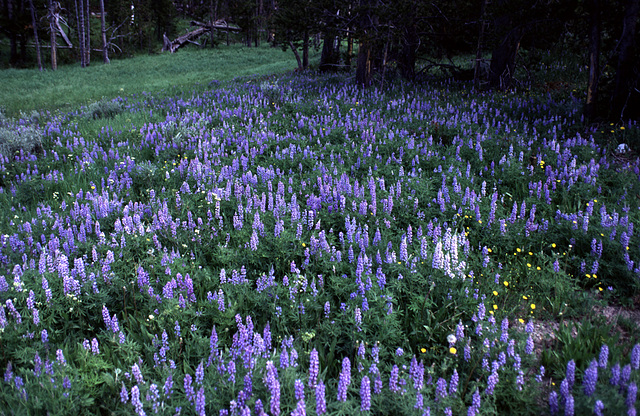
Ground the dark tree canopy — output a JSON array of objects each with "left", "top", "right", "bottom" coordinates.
[{"left": 0, "top": 0, "right": 638, "bottom": 122}]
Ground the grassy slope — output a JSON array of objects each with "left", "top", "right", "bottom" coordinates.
[{"left": 0, "top": 44, "right": 301, "bottom": 117}]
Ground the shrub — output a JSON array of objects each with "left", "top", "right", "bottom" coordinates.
[
  {"left": 0, "top": 124, "right": 43, "bottom": 158},
  {"left": 80, "top": 99, "right": 124, "bottom": 120}
]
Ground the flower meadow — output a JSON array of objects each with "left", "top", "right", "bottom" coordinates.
[{"left": 0, "top": 71, "right": 639, "bottom": 415}]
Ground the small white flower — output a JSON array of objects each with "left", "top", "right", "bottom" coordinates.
[
  {"left": 617, "top": 143, "right": 630, "bottom": 154},
  {"left": 447, "top": 334, "right": 457, "bottom": 345}
]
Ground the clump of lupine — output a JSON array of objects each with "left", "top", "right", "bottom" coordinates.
[
  {"left": 0, "top": 71, "right": 639, "bottom": 414},
  {"left": 548, "top": 344, "right": 640, "bottom": 416}
]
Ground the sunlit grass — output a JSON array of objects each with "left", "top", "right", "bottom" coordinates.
[{"left": 0, "top": 44, "right": 303, "bottom": 116}]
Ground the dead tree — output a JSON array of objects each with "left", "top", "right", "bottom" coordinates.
[
  {"left": 76, "top": 0, "right": 86, "bottom": 66},
  {"left": 473, "top": 0, "right": 488, "bottom": 88},
  {"left": 84, "top": 0, "right": 90, "bottom": 65},
  {"left": 28, "top": 0, "right": 42, "bottom": 70},
  {"left": 584, "top": 0, "right": 600, "bottom": 120},
  {"left": 48, "top": 0, "right": 57, "bottom": 69},
  {"left": 162, "top": 20, "right": 241, "bottom": 53},
  {"left": 99, "top": 0, "right": 109, "bottom": 63}
]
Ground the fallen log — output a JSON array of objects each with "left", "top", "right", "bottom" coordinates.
[{"left": 162, "top": 20, "right": 241, "bottom": 53}]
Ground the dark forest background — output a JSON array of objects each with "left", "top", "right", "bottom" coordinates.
[{"left": 1, "top": 0, "right": 638, "bottom": 122}]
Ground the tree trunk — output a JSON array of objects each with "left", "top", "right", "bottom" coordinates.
[
  {"left": 209, "top": 0, "right": 217, "bottom": 47},
  {"left": 48, "top": 0, "right": 57, "bottom": 70},
  {"left": 473, "top": 0, "right": 488, "bottom": 87},
  {"left": 28, "top": 0, "right": 42, "bottom": 70},
  {"left": 289, "top": 41, "right": 302, "bottom": 70},
  {"left": 76, "top": 0, "right": 85, "bottom": 67},
  {"left": 584, "top": 0, "right": 601, "bottom": 121},
  {"left": 346, "top": 30, "right": 353, "bottom": 67},
  {"left": 319, "top": 31, "right": 339, "bottom": 72},
  {"left": 356, "top": 40, "right": 372, "bottom": 87},
  {"left": 610, "top": 0, "right": 640, "bottom": 121},
  {"left": 162, "top": 20, "right": 241, "bottom": 53},
  {"left": 355, "top": 0, "right": 378, "bottom": 87},
  {"left": 379, "top": 30, "right": 390, "bottom": 89},
  {"left": 99, "top": 0, "right": 109, "bottom": 63},
  {"left": 85, "top": 0, "right": 90, "bottom": 65},
  {"left": 398, "top": 24, "right": 418, "bottom": 80},
  {"left": 488, "top": 26, "right": 523, "bottom": 90},
  {"left": 254, "top": 0, "right": 262, "bottom": 47},
  {"left": 7, "top": 0, "right": 18, "bottom": 65},
  {"left": 302, "top": 29, "right": 309, "bottom": 69}
]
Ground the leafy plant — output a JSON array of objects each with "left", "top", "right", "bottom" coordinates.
[
  {"left": 0, "top": 124, "right": 43, "bottom": 158},
  {"left": 80, "top": 99, "right": 124, "bottom": 120},
  {"left": 541, "top": 318, "right": 621, "bottom": 380}
]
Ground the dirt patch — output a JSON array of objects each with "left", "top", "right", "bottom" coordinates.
[
  {"left": 514, "top": 296, "right": 640, "bottom": 363},
  {"left": 591, "top": 301, "right": 640, "bottom": 344}
]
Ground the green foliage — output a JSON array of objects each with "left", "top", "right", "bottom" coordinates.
[
  {"left": 541, "top": 318, "right": 621, "bottom": 380},
  {"left": 0, "top": 68, "right": 639, "bottom": 416},
  {"left": 0, "top": 111, "right": 43, "bottom": 159},
  {"left": 80, "top": 99, "right": 125, "bottom": 120}
]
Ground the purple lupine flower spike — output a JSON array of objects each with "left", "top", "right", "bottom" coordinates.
[
  {"left": 565, "top": 393, "right": 574, "bottom": 416},
  {"left": 566, "top": 360, "right": 575, "bottom": 389},
  {"left": 631, "top": 344, "right": 640, "bottom": 370},
  {"left": 264, "top": 361, "right": 280, "bottom": 416},
  {"left": 315, "top": 380, "right": 326, "bottom": 415},
  {"left": 195, "top": 388, "right": 206, "bottom": 416},
  {"left": 599, "top": 344, "right": 609, "bottom": 368},
  {"left": 360, "top": 376, "right": 371, "bottom": 411},
  {"left": 594, "top": 400, "right": 604, "bottom": 416},
  {"left": 627, "top": 382, "right": 637, "bottom": 408},
  {"left": 583, "top": 360, "right": 598, "bottom": 397},
  {"left": 435, "top": 377, "right": 448, "bottom": 401},
  {"left": 294, "top": 379, "right": 305, "bottom": 402},
  {"left": 308, "top": 348, "right": 319, "bottom": 388},
  {"left": 549, "top": 391, "right": 558, "bottom": 415},
  {"left": 337, "top": 357, "right": 350, "bottom": 401}
]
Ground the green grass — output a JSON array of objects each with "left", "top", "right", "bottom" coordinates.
[{"left": 0, "top": 44, "right": 304, "bottom": 117}]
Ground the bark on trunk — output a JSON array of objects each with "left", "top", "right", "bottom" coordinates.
[
  {"left": 302, "top": 29, "right": 309, "bottom": 69},
  {"left": 99, "top": 0, "right": 109, "bottom": 63},
  {"left": 209, "top": 0, "right": 218, "bottom": 47},
  {"left": 319, "top": 31, "right": 339, "bottom": 72},
  {"left": 162, "top": 20, "right": 241, "bottom": 53},
  {"left": 398, "top": 25, "right": 418, "bottom": 80},
  {"left": 355, "top": 0, "right": 378, "bottom": 87},
  {"left": 473, "top": 0, "right": 488, "bottom": 87},
  {"left": 54, "top": 9, "right": 73, "bottom": 48},
  {"left": 28, "top": 0, "right": 43, "bottom": 71},
  {"left": 76, "top": 0, "right": 85, "bottom": 67},
  {"left": 584, "top": 0, "right": 601, "bottom": 121},
  {"left": 488, "top": 26, "right": 524, "bottom": 90},
  {"left": 610, "top": 0, "right": 640, "bottom": 121},
  {"left": 254, "top": 0, "right": 261, "bottom": 47},
  {"left": 7, "top": 0, "right": 18, "bottom": 65},
  {"left": 356, "top": 41, "right": 372, "bottom": 87},
  {"left": 289, "top": 40, "right": 302, "bottom": 70},
  {"left": 85, "top": 0, "right": 90, "bottom": 66},
  {"left": 379, "top": 31, "right": 390, "bottom": 89},
  {"left": 48, "top": 0, "right": 57, "bottom": 70},
  {"left": 346, "top": 31, "right": 353, "bottom": 67}
]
